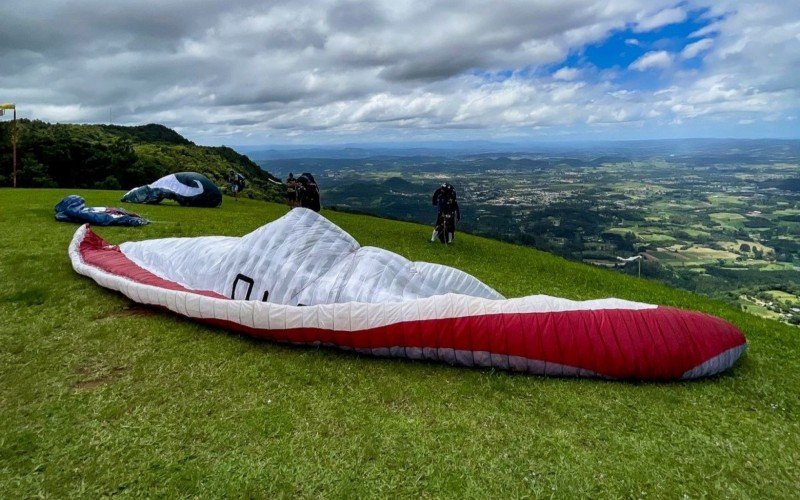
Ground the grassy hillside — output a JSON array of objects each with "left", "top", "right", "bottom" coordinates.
[
  {"left": 0, "top": 121, "right": 284, "bottom": 202},
  {"left": 1, "top": 188, "right": 799, "bottom": 498}
]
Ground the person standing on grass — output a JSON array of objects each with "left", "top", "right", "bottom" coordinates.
[
  {"left": 431, "top": 183, "right": 458, "bottom": 242},
  {"left": 227, "top": 170, "right": 246, "bottom": 200},
  {"left": 286, "top": 173, "right": 299, "bottom": 208}
]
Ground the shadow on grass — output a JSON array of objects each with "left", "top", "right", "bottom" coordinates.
[{"left": 1, "top": 287, "right": 50, "bottom": 306}]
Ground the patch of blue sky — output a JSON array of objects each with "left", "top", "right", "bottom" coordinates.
[
  {"left": 473, "top": 8, "right": 719, "bottom": 88},
  {"left": 546, "top": 8, "right": 721, "bottom": 90},
  {"left": 581, "top": 8, "right": 718, "bottom": 69}
]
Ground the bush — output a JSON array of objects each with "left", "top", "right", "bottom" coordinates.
[
  {"left": 94, "top": 175, "right": 122, "bottom": 190},
  {"left": 18, "top": 156, "right": 57, "bottom": 188}
]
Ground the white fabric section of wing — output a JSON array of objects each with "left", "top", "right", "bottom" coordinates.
[
  {"left": 149, "top": 174, "right": 204, "bottom": 197},
  {"left": 118, "top": 208, "right": 503, "bottom": 304}
]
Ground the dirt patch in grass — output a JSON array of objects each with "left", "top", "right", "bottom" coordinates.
[
  {"left": 73, "top": 365, "right": 127, "bottom": 391},
  {"left": 92, "top": 305, "right": 157, "bottom": 321},
  {"left": 111, "top": 305, "right": 157, "bottom": 317}
]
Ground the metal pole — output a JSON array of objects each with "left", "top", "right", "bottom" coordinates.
[{"left": 12, "top": 107, "right": 17, "bottom": 188}]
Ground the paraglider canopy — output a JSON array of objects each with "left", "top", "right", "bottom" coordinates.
[
  {"left": 55, "top": 195, "right": 148, "bottom": 226},
  {"left": 68, "top": 208, "right": 747, "bottom": 380},
  {"left": 122, "top": 172, "right": 222, "bottom": 207}
]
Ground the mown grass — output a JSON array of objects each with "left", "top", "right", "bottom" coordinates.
[{"left": 1, "top": 188, "right": 799, "bottom": 498}]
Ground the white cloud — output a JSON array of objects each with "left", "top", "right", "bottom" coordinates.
[
  {"left": 630, "top": 51, "right": 673, "bottom": 71},
  {"left": 689, "top": 23, "right": 720, "bottom": 39},
  {"left": 634, "top": 7, "right": 687, "bottom": 32},
  {"left": 553, "top": 67, "right": 581, "bottom": 81},
  {"left": 0, "top": 0, "right": 797, "bottom": 142},
  {"left": 681, "top": 38, "right": 714, "bottom": 59},
  {"left": 625, "top": 38, "right": 641, "bottom": 46}
]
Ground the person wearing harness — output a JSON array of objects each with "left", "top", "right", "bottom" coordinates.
[
  {"left": 431, "top": 183, "right": 459, "bottom": 243},
  {"left": 285, "top": 173, "right": 299, "bottom": 208},
  {"left": 227, "top": 170, "right": 246, "bottom": 199}
]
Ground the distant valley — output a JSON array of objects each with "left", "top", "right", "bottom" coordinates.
[{"left": 255, "top": 139, "right": 800, "bottom": 326}]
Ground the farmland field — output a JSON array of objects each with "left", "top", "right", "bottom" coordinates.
[{"left": 287, "top": 143, "right": 800, "bottom": 326}]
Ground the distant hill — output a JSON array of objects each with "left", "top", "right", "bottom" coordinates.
[
  {"left": 382, "top": 176, "right": 428, "bottom": 193},
  {"left": 0, "top": 120, "right": 284, "bottom": 202}
]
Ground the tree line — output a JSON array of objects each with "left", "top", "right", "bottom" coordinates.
[{"left": 0, "top": 120, "right": 283, "bottom": 201}]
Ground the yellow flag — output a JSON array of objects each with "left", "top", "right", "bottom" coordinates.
[{"left": 0, "top": 103, "right": 15, "bottom": 110}]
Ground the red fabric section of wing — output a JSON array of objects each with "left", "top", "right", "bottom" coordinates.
[
  {"left": 203, "top": 306, "right": 745, "bottom": 380},
  {"left": 78, "top": 226, "right": 226, "bottom": 299}
]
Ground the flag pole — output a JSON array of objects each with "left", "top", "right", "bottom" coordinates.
[
  {"left": 1, "top": 103, "right": 16, "bottom": 187},
  {"left": 12, "top": 106, "right": 16, "bottom": 188}
]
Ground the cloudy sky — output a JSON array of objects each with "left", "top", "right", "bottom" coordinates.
[{"left": 1, "top": 0, "right": 798, "bottom": 145}]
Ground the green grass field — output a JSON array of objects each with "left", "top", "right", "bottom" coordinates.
[
  {"left": 738, "top": 297, "right": 785, "bottom": 322},
  {"left": 708, "top": 195, "right": 747, "bottom": 207},
  {"left": 710, "top": 212, "right": 748, "bottom": 229},
  {"left": 2, "top": 189, "right": 799, "bottom": 498}
]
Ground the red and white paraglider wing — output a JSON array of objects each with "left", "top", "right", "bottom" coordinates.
[{"left": 69, "top": 209, "right": 746, "bottom": 381}]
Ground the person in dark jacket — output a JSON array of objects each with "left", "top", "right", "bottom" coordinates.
[
  {"left": 297, "top": 172, "right": 321, "bottom": 212},
  {"left": 431, "top": 183, "right": 459, "bottom": 243}
]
